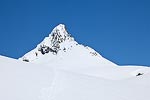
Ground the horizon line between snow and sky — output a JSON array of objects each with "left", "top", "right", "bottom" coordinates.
[{"left": 0, "top": 0, "right": 150, "bottom": 66}]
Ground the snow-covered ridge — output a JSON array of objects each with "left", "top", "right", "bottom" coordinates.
[{"left": 19, "top": 24, "right": 116, "bottom": 68}]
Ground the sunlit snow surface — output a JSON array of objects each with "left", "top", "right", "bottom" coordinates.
[
  {"left": 1, "top": 55, "right": 150, "bottom": 100},
  {"left": 1, "top": 24, "right": 150, "bottom": 100}
]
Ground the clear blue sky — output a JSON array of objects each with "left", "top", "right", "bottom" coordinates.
[{"left": 0, "top": 0, "right": 150, "bottom": 66}]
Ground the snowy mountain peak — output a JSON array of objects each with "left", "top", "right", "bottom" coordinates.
[
  {"left": 48, "top": 24, "right": 74, "bottom": 45},
  {"left": 49, "top": 24, "right": 72, "bottom": 42},
  {"left": 35, "top": 24, "right": 75, "bottom": 55},
  {"left": 20, "top": 24, "right": 117, "bottom": 67},
  {"left": 50, "top": 24, "right": 67, "bottom": 37},
  {"left": 20, "top": 24, "right": 76, "bottom": 62}
]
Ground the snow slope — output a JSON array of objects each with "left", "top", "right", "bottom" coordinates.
[
  {"left": 1, "top": 55, "right": 150, "bottom": 100},
  {"left": 1, "top": 24, "right": 150, "bottom": 100}
]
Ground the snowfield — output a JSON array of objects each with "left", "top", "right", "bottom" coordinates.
[{"left": 0, "top": 24, "right": 150, "bottom": 100}]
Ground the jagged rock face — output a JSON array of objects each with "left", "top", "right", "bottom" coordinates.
[
  {"left": 37, "top": 24, "right": 74, "bottom": 55},
  {"left": 48, "top": 24, "right": 73, "bottom": 53},
  {"left": 50, "top": 24, "right": 72, "bottom": 43}
]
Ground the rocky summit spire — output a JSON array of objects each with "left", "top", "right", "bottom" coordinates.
[
  {"left": 36, "top": 24, "right": 74, "bottom": 55},
  {"left": 50, "top": 24, "right": 69, "bottom": 38},
  {"left": 49, "top": 24, "right": 73, "bottom": 45}
]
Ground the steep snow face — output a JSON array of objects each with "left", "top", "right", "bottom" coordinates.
[{"left": 19, "top": 24, "right": 117, "bottom": 68}]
